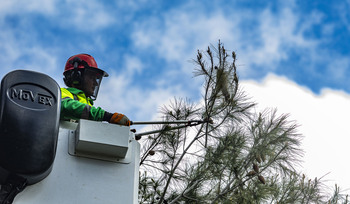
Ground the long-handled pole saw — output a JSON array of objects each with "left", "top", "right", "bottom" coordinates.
[{"left": 130, "top": 119, "right": 213, "bottom": 139}]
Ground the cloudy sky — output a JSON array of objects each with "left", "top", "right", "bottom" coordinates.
[{"left": 1, "top": 0, "right": 350, "bottom": 193}]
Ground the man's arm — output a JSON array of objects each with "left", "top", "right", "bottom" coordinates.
[{"left": 61, "top": 98, "right": 106, "bottom": 121}]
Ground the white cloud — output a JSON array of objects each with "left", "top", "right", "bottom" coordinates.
[
  {"left": 123, "top": 55, "right": 144, "bottom": 75},
  {"left": 0, "top": 1, "right": 62, "bottom": 78},
  {"left": 0, "top": 0, "right": 116, "bottom": 31},
  {"left": 61, "top": 0, "right": 115, "bottom": 31},
  {"left": 0, "top": 0, "right": 56, "bottom": 19},
  {"left": 258, "top": 8, "right": 312, "bottom": 59},
  {"left": 325, "top": 57, "right": 350, "bottom": 82},
  {"left": 237, "top": 6, "right": 323, "bottom": 78},
  {"left": 339, "top": 0, "right": 350, "bottom": 32},
  {"left": 0, "top": 28, "right": 61, "bottom": 80},
  {"left": 131, "top": 9, "right": 238, "bottom": 75},
  {"left": 242, "top": 74, "right": 350, "bottom": 192}
]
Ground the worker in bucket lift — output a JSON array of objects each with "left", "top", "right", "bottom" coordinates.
[{"left": 60, "top": 53, "right": 131, "bottom": 126}]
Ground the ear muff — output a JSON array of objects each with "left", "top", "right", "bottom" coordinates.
[
  {"left": 71, "top": 69, "right": 82, "bottom": 85},
  {"left": 63, "top": 71, "right": 78, "bottom": 87},
  {"left": 69, "top": 57, "right": 84, "bottom": 86}
]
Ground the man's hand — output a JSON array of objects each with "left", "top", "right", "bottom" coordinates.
[{"left": 110, "top": 113, "right": 131, "bottom": 126}]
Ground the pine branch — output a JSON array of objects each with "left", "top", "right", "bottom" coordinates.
[{"left": 158, "top": 123, "right": 206, "bottom": 204}]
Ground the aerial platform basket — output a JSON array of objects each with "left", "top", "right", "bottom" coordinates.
[{"left": 14, "top": 120, "right": 140, "bottom": 204}]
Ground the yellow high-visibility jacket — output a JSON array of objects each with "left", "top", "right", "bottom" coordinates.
[{"left": 60, "top": 87, "right": 107, "bottom": 121}]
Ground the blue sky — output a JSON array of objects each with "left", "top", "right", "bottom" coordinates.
[
  {"left": 2, "top": 0, "right": 350, "bottom": 192},
  {"left": 2, "top": 0, "right": 350, "bottom": 94}
]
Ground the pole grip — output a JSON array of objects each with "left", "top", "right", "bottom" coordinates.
[{"left": 131, "top": 120, "right": 205, "bottom": 125}]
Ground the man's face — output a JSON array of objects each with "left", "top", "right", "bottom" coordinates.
[{"left": 82, "top": 70, "right": 102, "bottom": 97}]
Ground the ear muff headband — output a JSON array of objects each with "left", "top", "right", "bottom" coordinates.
[{"left": 69, "top": 57, "right": 86, "bottom": 85}]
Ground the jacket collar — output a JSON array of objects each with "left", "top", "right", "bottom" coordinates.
[
  {"left": 66, "top": 87, "right": 94, "bottom": 105},
  {"left": 66, "top": 87, "right": 84, "bottom": 95}
]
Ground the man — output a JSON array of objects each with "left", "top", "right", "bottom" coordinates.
[{"left": 60, "top": 53, "right": 130, "bottom": 126}]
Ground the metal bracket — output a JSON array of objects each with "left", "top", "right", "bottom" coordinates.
[{"left": 68, "top": 130, "right": 133, "bottom": 163}]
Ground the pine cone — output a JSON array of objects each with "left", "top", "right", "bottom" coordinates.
[
  {"left": 253, "top": 163, "right": 259, "bottom": 173},
  {"left": 149, "top": 150, "right": 155, "bottom": 156},
  {"left": 258, "top": 175, "right": 266, "bottom": 184},
  {"left": 255, "top": 154, "right": 262, "bottom": 163},
  {"left": 246, "top": 171, "right": 257, "bottom": 177}
]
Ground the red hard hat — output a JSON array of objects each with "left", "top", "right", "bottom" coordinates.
[{"left": 64, "top": 54, "right": 108, "bottom": 77}]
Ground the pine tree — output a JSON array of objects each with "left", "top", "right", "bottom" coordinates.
[{"left": 138, "top": 41, "right": 349, "bottom": 204}]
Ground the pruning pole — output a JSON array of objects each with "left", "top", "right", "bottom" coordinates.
[
  {"left": 131, "top": 119, "right": 212, "bottom": 138},
  {"left": 131, "top": 120, "right": 210, "bottom": 125}
]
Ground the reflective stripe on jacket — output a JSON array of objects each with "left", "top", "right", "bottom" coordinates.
[{"left": 60, "top": 87, "right": 106, "bottom": 121}]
